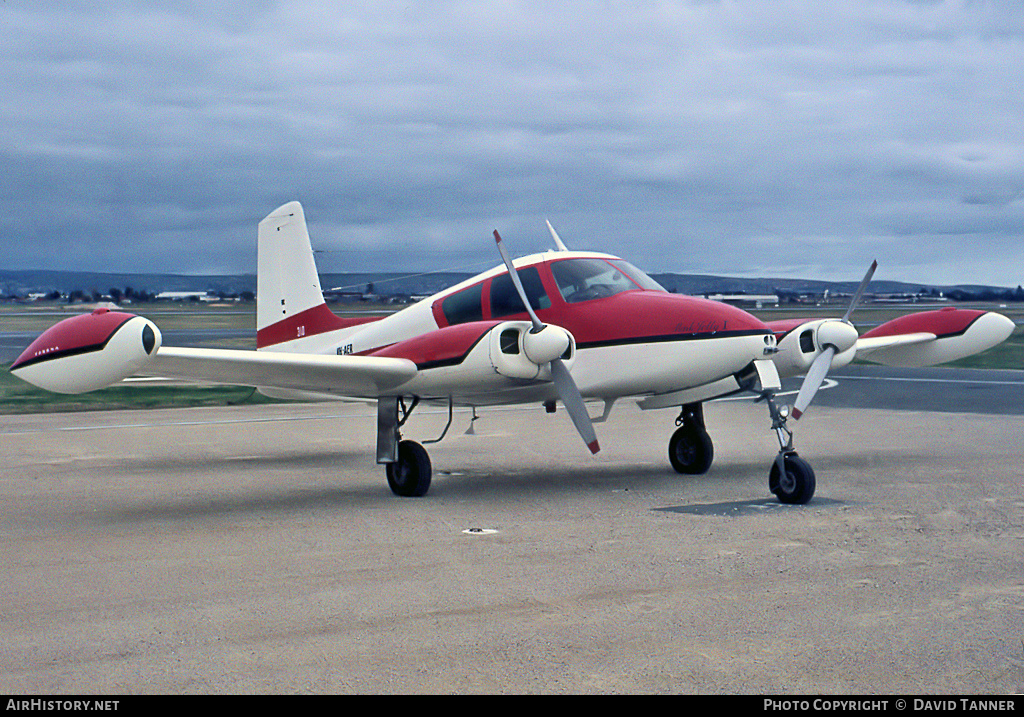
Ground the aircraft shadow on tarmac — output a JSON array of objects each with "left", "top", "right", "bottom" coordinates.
[
  {"left": 88, "top": 452, "right": 872, "bottom": 527},
  {"left": 105, "top": 449, "right": 368, "bottom": 476},
  {"left": 655, "top": 497, "right": 848, "bottom": 517}
]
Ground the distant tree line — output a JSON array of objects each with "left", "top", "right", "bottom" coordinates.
[
  {"left": 772, "top": 285, "right": 1024, "bottom": 304},
  {"left": 942, "top": 286, "right": 1024, "bottom": 302},
  {"left": 0, "top": 287, "right": 257, "bottom": 303},
  {"left": 4, "top": 282, "right": 1022, "bottom": 305}
]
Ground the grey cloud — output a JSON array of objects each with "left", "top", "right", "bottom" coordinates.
[{"left": 1, "top": 1, "right": 1022, "bottom": 286}]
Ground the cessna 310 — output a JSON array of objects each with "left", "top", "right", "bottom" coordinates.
[{"left": 11, "top": 202, "right": 1015, "bottom": 504}]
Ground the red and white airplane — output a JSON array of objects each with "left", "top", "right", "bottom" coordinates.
[{"left": 11, "top": 202, "right": 1015, "bottom": 504}]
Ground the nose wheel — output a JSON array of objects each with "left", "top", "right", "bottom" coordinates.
[
  {"left": 762, "top": 391, "right": 816, "bottom": 504},
  {"left": 769, "top": 452, "right": 816, "bottom": 504},
  {"left": 669, "top": 425, "right": 714, "bottom": 474}
]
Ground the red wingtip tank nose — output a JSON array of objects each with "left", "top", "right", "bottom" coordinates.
[{"left": 10, "top": 309, "right": 161, "bottom": 394}]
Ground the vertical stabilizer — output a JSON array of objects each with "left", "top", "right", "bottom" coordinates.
[
  {"left": 255, "top": 201, "right": 379, "bottom": 351},
  {"left": 257, "top": 201, "right": 325, "bottom": 334}
]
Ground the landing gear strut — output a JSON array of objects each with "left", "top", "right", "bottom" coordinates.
[
  {"left": 669, "top": 402, "right": 714, "bottom": 475},
  {"left": 762, "top": 392, "right": 816, "bottom": 504}
]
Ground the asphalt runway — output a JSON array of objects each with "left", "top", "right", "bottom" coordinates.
[
  {"left": 2, "top": 393, "right": 1023, "bottom": 694},
  {"left": 812, "top": 365, "right": 1024, "bottom": 416}
]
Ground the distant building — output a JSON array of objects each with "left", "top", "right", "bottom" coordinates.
[
  {"left": 154, "top": 291, "right": 217, "bottom": 302},
  {"left": 702, "top": 294, "right": 780, "bottom": 308}
]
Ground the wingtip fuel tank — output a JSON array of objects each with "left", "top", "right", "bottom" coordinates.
[{"left": 10, "top": 309, "right": 162, "bottom": 394}]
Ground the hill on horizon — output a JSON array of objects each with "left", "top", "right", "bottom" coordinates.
[{"left": 0, "top": 268, "right": 1019, "bottom": 301}]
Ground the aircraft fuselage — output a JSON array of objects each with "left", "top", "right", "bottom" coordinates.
[{"left": 256, "top": 250, "right": 776, "bottom": 406}]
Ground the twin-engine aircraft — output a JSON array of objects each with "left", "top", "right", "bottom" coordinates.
[{"left": 11, "top": 202, "right": 1015, "bottom": 503}]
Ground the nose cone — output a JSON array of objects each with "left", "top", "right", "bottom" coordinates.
[
  {"left": 523, "top": 324, "right": 572, "bottom": 364},
  {"left": 553, "top": 291, "right": 771, "bottom": 346}
]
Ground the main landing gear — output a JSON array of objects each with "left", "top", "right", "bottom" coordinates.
[
  {"left": 386, "top": 439, "right": 431, "bottom": 497},
  {"left": 377, "top": 396, "right": 433, "bottom": 497},
  {"left": 377, "top": 396, "right": 458, "bottom": 497},
  {"left": 667, "top": 397, "right": 816, "bottom": 505}
]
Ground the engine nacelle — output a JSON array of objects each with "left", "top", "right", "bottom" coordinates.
[
  {"left": 10, "top": 309, "right": 162, "bottom": 394},
  {"left": 489, "top": 321, "right": 576, "bottom": 380},
  {"left": 772, "top": 319, "right": 857, "bottom": 378}
]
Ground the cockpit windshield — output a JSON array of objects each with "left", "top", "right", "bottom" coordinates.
[{"left": 550, "top": 258, "right": 666, "bottom": 304}]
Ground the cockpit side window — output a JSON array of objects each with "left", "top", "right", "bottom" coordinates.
[
  {"left": 441, "top": 283, "right": 484, "bottom": 325},
  {"left": 490, "top": 266, "right": 551, "bottom": 318},
  {"left": 551, "top": 258, "right": 661, "bottom": 303}
]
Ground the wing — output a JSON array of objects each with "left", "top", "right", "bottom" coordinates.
[
  {"left": 9, "top": 309, "right": 418, "bottom": 396},
  {"left": 853, "top": 332, "right": 935, "bottom": 355},
  {"left": 767, "top": 308, "right": 1014, "bottom": 379},
  {"left": 141, "top": 346, "right": 417, "bottom": 397}
]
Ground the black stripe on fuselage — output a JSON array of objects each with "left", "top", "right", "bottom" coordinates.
[
  {"left": 576, "top": 328, "right": 770, "bottom": 351},
  {"left": 412, "top": 328, "right": 770, "bottom": 372},
  {"left": 413, "top": 330, "right": 492, "bottom": 371}
]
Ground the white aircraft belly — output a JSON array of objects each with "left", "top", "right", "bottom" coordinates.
[
  {"left": 572, "top": 334, "right": 766, "bottom": 397},
  {"left": 399, "top": 332, "right": 766, "bottom": 407}
]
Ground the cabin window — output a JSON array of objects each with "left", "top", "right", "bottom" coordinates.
[
  {"left": 551, "top": 258, "right": 652, "bottom": 303},
  {"left": 441, "top": 283, "right": 484, "bottom": 325},
  {"left": 490, "top": 266, "right": 551, "bottom": 318},
  {"left": 609, "top": 260, "right": 667, "bottom": 292}
]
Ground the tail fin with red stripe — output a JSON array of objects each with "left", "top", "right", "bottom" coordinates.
[{"left": 256, "top": 202, "right": 372, "bottom": 351}]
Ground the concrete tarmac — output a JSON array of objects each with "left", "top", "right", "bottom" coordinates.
[{"left": 1, "top": 400, "right": 1023, "bottom": 694}]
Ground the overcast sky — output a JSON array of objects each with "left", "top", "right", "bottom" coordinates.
[{"left": 2, "top": 1, "right": 1022, "bottom": 286}]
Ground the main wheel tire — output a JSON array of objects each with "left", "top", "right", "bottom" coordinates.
[
  {"left": 386, "top": 440, "right": 432, "bottom": 497},
  {"left": 668, "top": 425, "right": 714, "bottom": 475},
  {"left": 769, "top": 453, "right": 816, "bottom": 504}
]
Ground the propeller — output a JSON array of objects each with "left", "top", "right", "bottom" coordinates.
[
  {"left": 493, "top": 229, "right": 600, "bottom": 454},
  {"left": 791, "top": 260, "right": 877, "bottom": 420}
]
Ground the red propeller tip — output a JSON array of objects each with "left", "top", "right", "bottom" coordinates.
[{"left": 587, "top": 440, "right": 601, "bottom": 454}]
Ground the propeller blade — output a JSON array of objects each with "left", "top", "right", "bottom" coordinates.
[
  {"left": 550, "top": 358, "right": 600, "bottom": 454},
  {"left": 792, "top": 346, "right": 836, "bottom": 420},
  {"left": 493, "top": 229, "right": 543, "bottom": 332},
  {"left": 493, "top": 229, "right": 599, "bottom": 454},
  {"left": 842, "top": 259, "right": 878, "bottom": 323}
]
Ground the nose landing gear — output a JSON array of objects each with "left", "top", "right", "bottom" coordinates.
[{"left": 762, "top": 391, "right": 816, "bottom": 504}]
